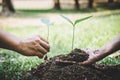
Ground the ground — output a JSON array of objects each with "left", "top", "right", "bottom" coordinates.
[{"left": 26, "top": 49, "right": 120, "bottom": 80}]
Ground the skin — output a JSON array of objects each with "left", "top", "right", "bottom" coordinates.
[
  {"left": 0, "top": 30, "right": 50, "bottom": 58},
  {"left": 81, "top": 34, "right": 120, "bottom": 65}
]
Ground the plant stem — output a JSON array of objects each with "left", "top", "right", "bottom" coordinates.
[
  {"left": 72, "top": 26, "right": 75, "bottom": 50},
  {"left": 44, "top": 25, "right": 50, "bottom": 61},
  {"left": 47, "top": 25, "right": 50, "bottom": 41}
]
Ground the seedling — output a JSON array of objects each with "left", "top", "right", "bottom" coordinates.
[
  {"left": 41, "top": 18, "right": 53, "bottom": 41},
  {"left": 61, "top": 15, "right": 92, "bottom": 50},
  {"left": 41, "top": 18, "right": 53, "bottom": 60}
]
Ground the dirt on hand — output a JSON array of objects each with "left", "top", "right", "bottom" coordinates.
[{"left": 25, "top": 48, "right": 120, "bottom": 80}]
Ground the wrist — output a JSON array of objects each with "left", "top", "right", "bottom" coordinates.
[
  {"left": 11, "top": 37, "right": 21, "bottom": 52},
  {"left": 0, "top": 37, "right": 21, "bottom": 52},
  {"left": 95, "top": 49, "right": 108, "bottom": 61}
]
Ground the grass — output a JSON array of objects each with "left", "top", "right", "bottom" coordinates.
[
  {"left": 2, "top": 8, "right": 119, "bottom": 18},
  {"left": 17, "top": 8, "right": 119, "bottom": 14},
  {"left": 0, "top": 9, "right": 120, "bottom": 79}
]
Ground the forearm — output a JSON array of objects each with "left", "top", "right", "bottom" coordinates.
[
  {"left": 0, "top": 30, "right": 20, "bottom": 51},
  {"left": 97, "top": 34, "right": 120, "bottom": 59}
]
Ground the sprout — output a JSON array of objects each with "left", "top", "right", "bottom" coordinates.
[
  {"left": 41, "top": 18, "right": 53, "bottom": 61},
  {"left": 41, "top": 18, "right": 53, "bottom": 41},
  {"left": 61, "top": 15, "right": 92, "bottom": 50}
]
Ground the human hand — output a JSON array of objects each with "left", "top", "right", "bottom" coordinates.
[
  {"left": 79, "top": 49, "right": 99, "bottom": 65},
  {"left": 16, "top": 35, "right": 50, "bottom": 58}
]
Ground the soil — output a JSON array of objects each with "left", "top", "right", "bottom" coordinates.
[{"left": 25, "top": 48, "right": 120, "bottom": 80}]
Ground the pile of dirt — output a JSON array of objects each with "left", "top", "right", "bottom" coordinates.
[{"left": 26, "top": 49, "right": 120, "bottom": 80}]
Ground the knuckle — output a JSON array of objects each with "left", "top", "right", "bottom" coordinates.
[
  {"left": 36, "top": 35, "right": 41, "bottom": 38},
  {"left": 32, "top": 41, "right": 36, "bottom": 45},
  {"left": 35, "top": 37, "right": 39, "bottom": 40},
  {"left": 35, "top": 39, "right": 40, "bottom": 43},
  {"left": 34, "top": 38, "right": 41, "bottom": 43}
]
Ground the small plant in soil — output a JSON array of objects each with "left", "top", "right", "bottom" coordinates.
[
  {"left": 41, "top": 18, "right": 53, "bottom": 60},
  {"left": 25, "top": 17, "right": 120, "bottom": 80},
  {"left": 61, "top": 15, "right": 92, "bottom": 50},
  {"left": 27, "top": 49, "right": 120, "bottom": 80}
]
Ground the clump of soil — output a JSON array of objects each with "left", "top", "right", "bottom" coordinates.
[
  {"left": 56, "top": 48, "right": 89, "bottom": 62},
  {"left": 26, "top": 48, "right": 120, "bottom": 80}
]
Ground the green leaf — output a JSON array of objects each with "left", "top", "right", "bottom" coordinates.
[
  {"left": 74, "top": 16, "right": 92, "bottom": 26},
  {"left": 41, "top": 18, "right": 50, "bottom": 25},
  {"left": 60, "top": 15, "right": 73, "bottom": 25}
]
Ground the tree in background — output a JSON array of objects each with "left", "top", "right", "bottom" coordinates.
[
  {"left": 88, "top": 0, "right": 93, "bottom": 8},
  {"left": 75, "top": 0, "right": 79, "bottom": 10},
  {"left": 53, "top": 0, "right": 61, "bottom": 10},
  {"left": 1, "top": 0, "right": 15, "bottom": 16},
  {"left": 108, "top": 0, "right": 114, "bottom": 3}
]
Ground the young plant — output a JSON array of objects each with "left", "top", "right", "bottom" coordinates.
[
  {"left": 61, "top": 15, "right": 92, "bottom": 50},
  {"left": 41, "top": 18, "right": 53, "bottom": 60},
  {"left": 41, "top": 18, "right": 53, "bottom": 41}
]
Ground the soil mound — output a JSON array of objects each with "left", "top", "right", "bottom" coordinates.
[{"left": 26, "top": 49, "right": 120, "bottom": 80}]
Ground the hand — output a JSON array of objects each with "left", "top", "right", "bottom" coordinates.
[
  {"left": 80, "top": 49, "right": 99, "bottom": 65},
  {"left": 16, "top": 35, "right": 50, "bottom": 58}
]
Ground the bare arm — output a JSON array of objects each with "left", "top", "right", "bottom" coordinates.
[
  {"left": 97, "top": 34, "right": 120, "bottom": 59},
  {"left": 82, "top": 34, "right": 120, "bottom": 65},
  {"left": 0, "top": 30, "right": 50, "bottom": 58},
  {"left": 0, "top": 30, "right": 20, "bottom": 51}
]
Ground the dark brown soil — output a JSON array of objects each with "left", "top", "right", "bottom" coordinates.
[{"left": 26, "top": 49, "right": 120, "bottom": 80}]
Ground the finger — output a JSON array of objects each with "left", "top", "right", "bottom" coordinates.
[
  {"left": 35, "top": 44, "right": 48, "bottom": 54},
  {"left": 35, "top": 38, "right": 49, "bottom": 49},
  {"left": 39, "top": 40, "right": 50, "bottom": 51},
  {"left": 35, "top": 52, "right": 44, "bottom": 58},
  {"left": 34, "top": 37, "right": 50, "bottom": 51},
  {"left": 78, "top": 61, "right": 90, "bottom": 65},
  {"left": 39, "top": 36, "right": 49, "bottom": 43}
]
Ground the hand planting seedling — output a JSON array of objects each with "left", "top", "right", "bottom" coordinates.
[
  {"left": 55, "top": 15, "right": 92, "bottom": 64},
  {"left": 41, "top": 18, "right": 53, "bottom": 61},
  {"left": 27, "top": 15, "right": 120, "bottom": 80},
  {"left": 61, "top": 15, "right": 92, "bottom": 50}
]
